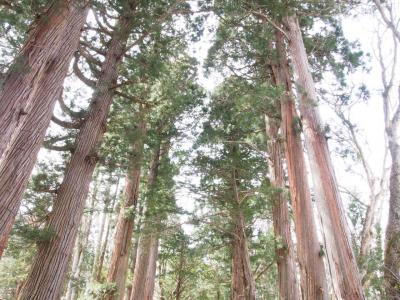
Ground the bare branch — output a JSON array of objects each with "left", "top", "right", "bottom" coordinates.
[
  {"left": 73, "top": 53, "right": 97, "bottom": 88},
  {"left": 51, "top": 115, "right": 82, "bottom": 129},
  {"left": 373, "top": 0, "right": 400, "bottom": 43}
]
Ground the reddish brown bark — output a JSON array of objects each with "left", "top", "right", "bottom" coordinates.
[
  {"left": 124, "top": 204, "right": 143, "bottom": 300},
  {"left": 231, "top": 211, "right": 256, "bottom": 300},
  {"left": 264, "top": 114, "right": 300, "bottom": 300},
  {"left": 130, "top": 144, "right": 163, "bottom": 300},
  {"left": 106, "top": 119, "right": 146, "bottom": 300},
  {"left": 285, "top": 15, "right": 364, "bottom": 299},
  {"left": 143, "top": 234, "right": 159, "bottom": 299},
  {"left": 0, "top": 2, "right": 89, "bottom": 258},
  {"left": 272, "top": 30, "right": 328, "bottom": 299},
  {"left": 18, "top": 9, "right": 136, "bottom": 299},
  {"left": 0, "top": 0, "right": 85, "bottom": 158}
]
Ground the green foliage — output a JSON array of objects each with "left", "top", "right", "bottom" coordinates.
[
  {"left": 11, "top": 224, "right": 55, "bottom": 244},
  {"left": 88, "top": 282, "right": 118, "bottom": 298}
]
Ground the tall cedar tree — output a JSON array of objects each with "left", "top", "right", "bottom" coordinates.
[
  {"left": 18, "top": 1, "right": 142, "bottom": 298},
  {"left": 0, "top": 0, "right": 89, "bottom": 257},
  {"left": 205, "top": 5, "right": 327, "bottom": 297},
  {"left": 0, "top": 0, "right": 86, "bottom": 158}
]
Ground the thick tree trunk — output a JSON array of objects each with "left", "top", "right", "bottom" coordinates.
[
  {"left": 285, "top": 15, "right": 364, "bottom": 299},
  {"left": 0, "top": 0, "right": 87, "bottom": 159},
  {"left": 130, "top": 233, "right": 153, "bottom": 300},
  {"left": 272, "top": 30, "right": 328, "bottom": 299},
  {"left": 106, "top": 120, "right": 146, "bottom": 300},
  {"left": 264, "top": 114, "right": 300, "bottom": 300},
  {"left": 231, "top": 211, "right": 256, "bottom": 300},
  {"left": 18, "top": 10, "right": 136, "bottom": 299},
  {"left": 0, "top": 2, "right": 88, "bottom": 258}
]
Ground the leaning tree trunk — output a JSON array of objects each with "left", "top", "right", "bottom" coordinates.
[
  {"left": 0, "top": 0, "right": 88, "bottom": 159},
  {"left": 231, "top": 211, "right": 256, "bottom": 300},
  {"left": 106, "top": 119, "right": 146, "bottom": 300},
  {"left": 18, "top": 9, "right": 136, "bottom": 300},
  {"left": 0, "top": 2, "right": 89, "bottom": 258},
  {"left": 285, "top": 15, "right": 364, "bottom": 299},
  {"left": 264, "top": 114, "right": 300, "bottom": 300},
  {"left": 272, "top": 30, "right": 328, "bottom": 300}
]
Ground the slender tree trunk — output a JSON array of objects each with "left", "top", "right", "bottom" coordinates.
[
  {"left": 285, "top": 15, "right": 364, "bottom": 299},
  {"left": 159, "top": 261, "right": 166, "bottom": 300},
  {"left": 92, "top": 178, "right": 113, "bottom": 281},
  {"left": 272, "top": 30, "right": 328, "bottom": 300},
  {"left": 264, "top": 113, "right": 300, "bottom": 300},
  {"left": 384, "top": 126, "right": 400, "bottom": 299},
  {"left": 18, "top": 8, "right": 137, "bottom": 299},
  {"left": 231, "top": 211, "right": 256, "bottom": 300},
  {"left": 382, "top": 78, "right": 400, "bottom": 300},
  {"left": 174, "top": 243, "right": 186, "bottom": 300},
  {"left": 0, "top": 0, "right": 87, "bottom": 159},
  {"left": 335, "top": 112, "right": 387, "bottom": 281},
  {"left": 124, "top": 203, "right": 144, "bottom": 300},
  {"left": 65, "top": 188, "right": 96, "bottom": 300},
  {"left": 66, "top": 210, "right": 92, "bottom": 300},
  {"left": 106, "top": 119, "right": 146, "bottom": 300},
  {"left": 143, "top": 234, "right": 159, "bottom": 300},
  {"left": 65, "top": 238, "right": 81, "bottom": 300},
  {"left": 0, "top": 2, "right": 89, "bottom": 258},
  {"left": 97, "top": 177, "right": 121, "bottom": 282},
  {"left": 130, "top": 144, "right": 163, "bottom": 300}
]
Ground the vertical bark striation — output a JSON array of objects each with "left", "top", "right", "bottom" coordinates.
[
  {"left": 130, "top": 144, "right": 163, "bottom": 300},
  {"left": 0, "top": 0, "right": 83, "bottom": 158},
  {"left": 285, "top": 15, "right": 364, "bottom": 299},
  {"left": 231, "top": 211, "right": 256, "bottom": 300},
  {"left": 0, "top": 2, "right": 89, "bottom": 257},
  {"left": 18, "top": 8, "right": 136, "bottom": 299},
  {"left": 143, "top": 234, "right": 159, "bottom": 300},
  {"left": 272, "top": 30, "right": 328, "bottom": 299},
  {"left": 106, "top": 120, "right": 146, "bottom": 300},
  {"left": 264, "top": 114, "right": 300, "bottom": 300}
]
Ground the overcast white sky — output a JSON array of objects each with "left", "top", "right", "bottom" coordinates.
[{"left": 173, "top": 5, "right": 399, "bottom": 236}]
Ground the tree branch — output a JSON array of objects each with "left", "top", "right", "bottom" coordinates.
[
  {"left": 51, "top": 115, "right": 82, "bottom": 129},
  {"left": 73, "top": 53, "right": 97, "bottom": 88}
]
